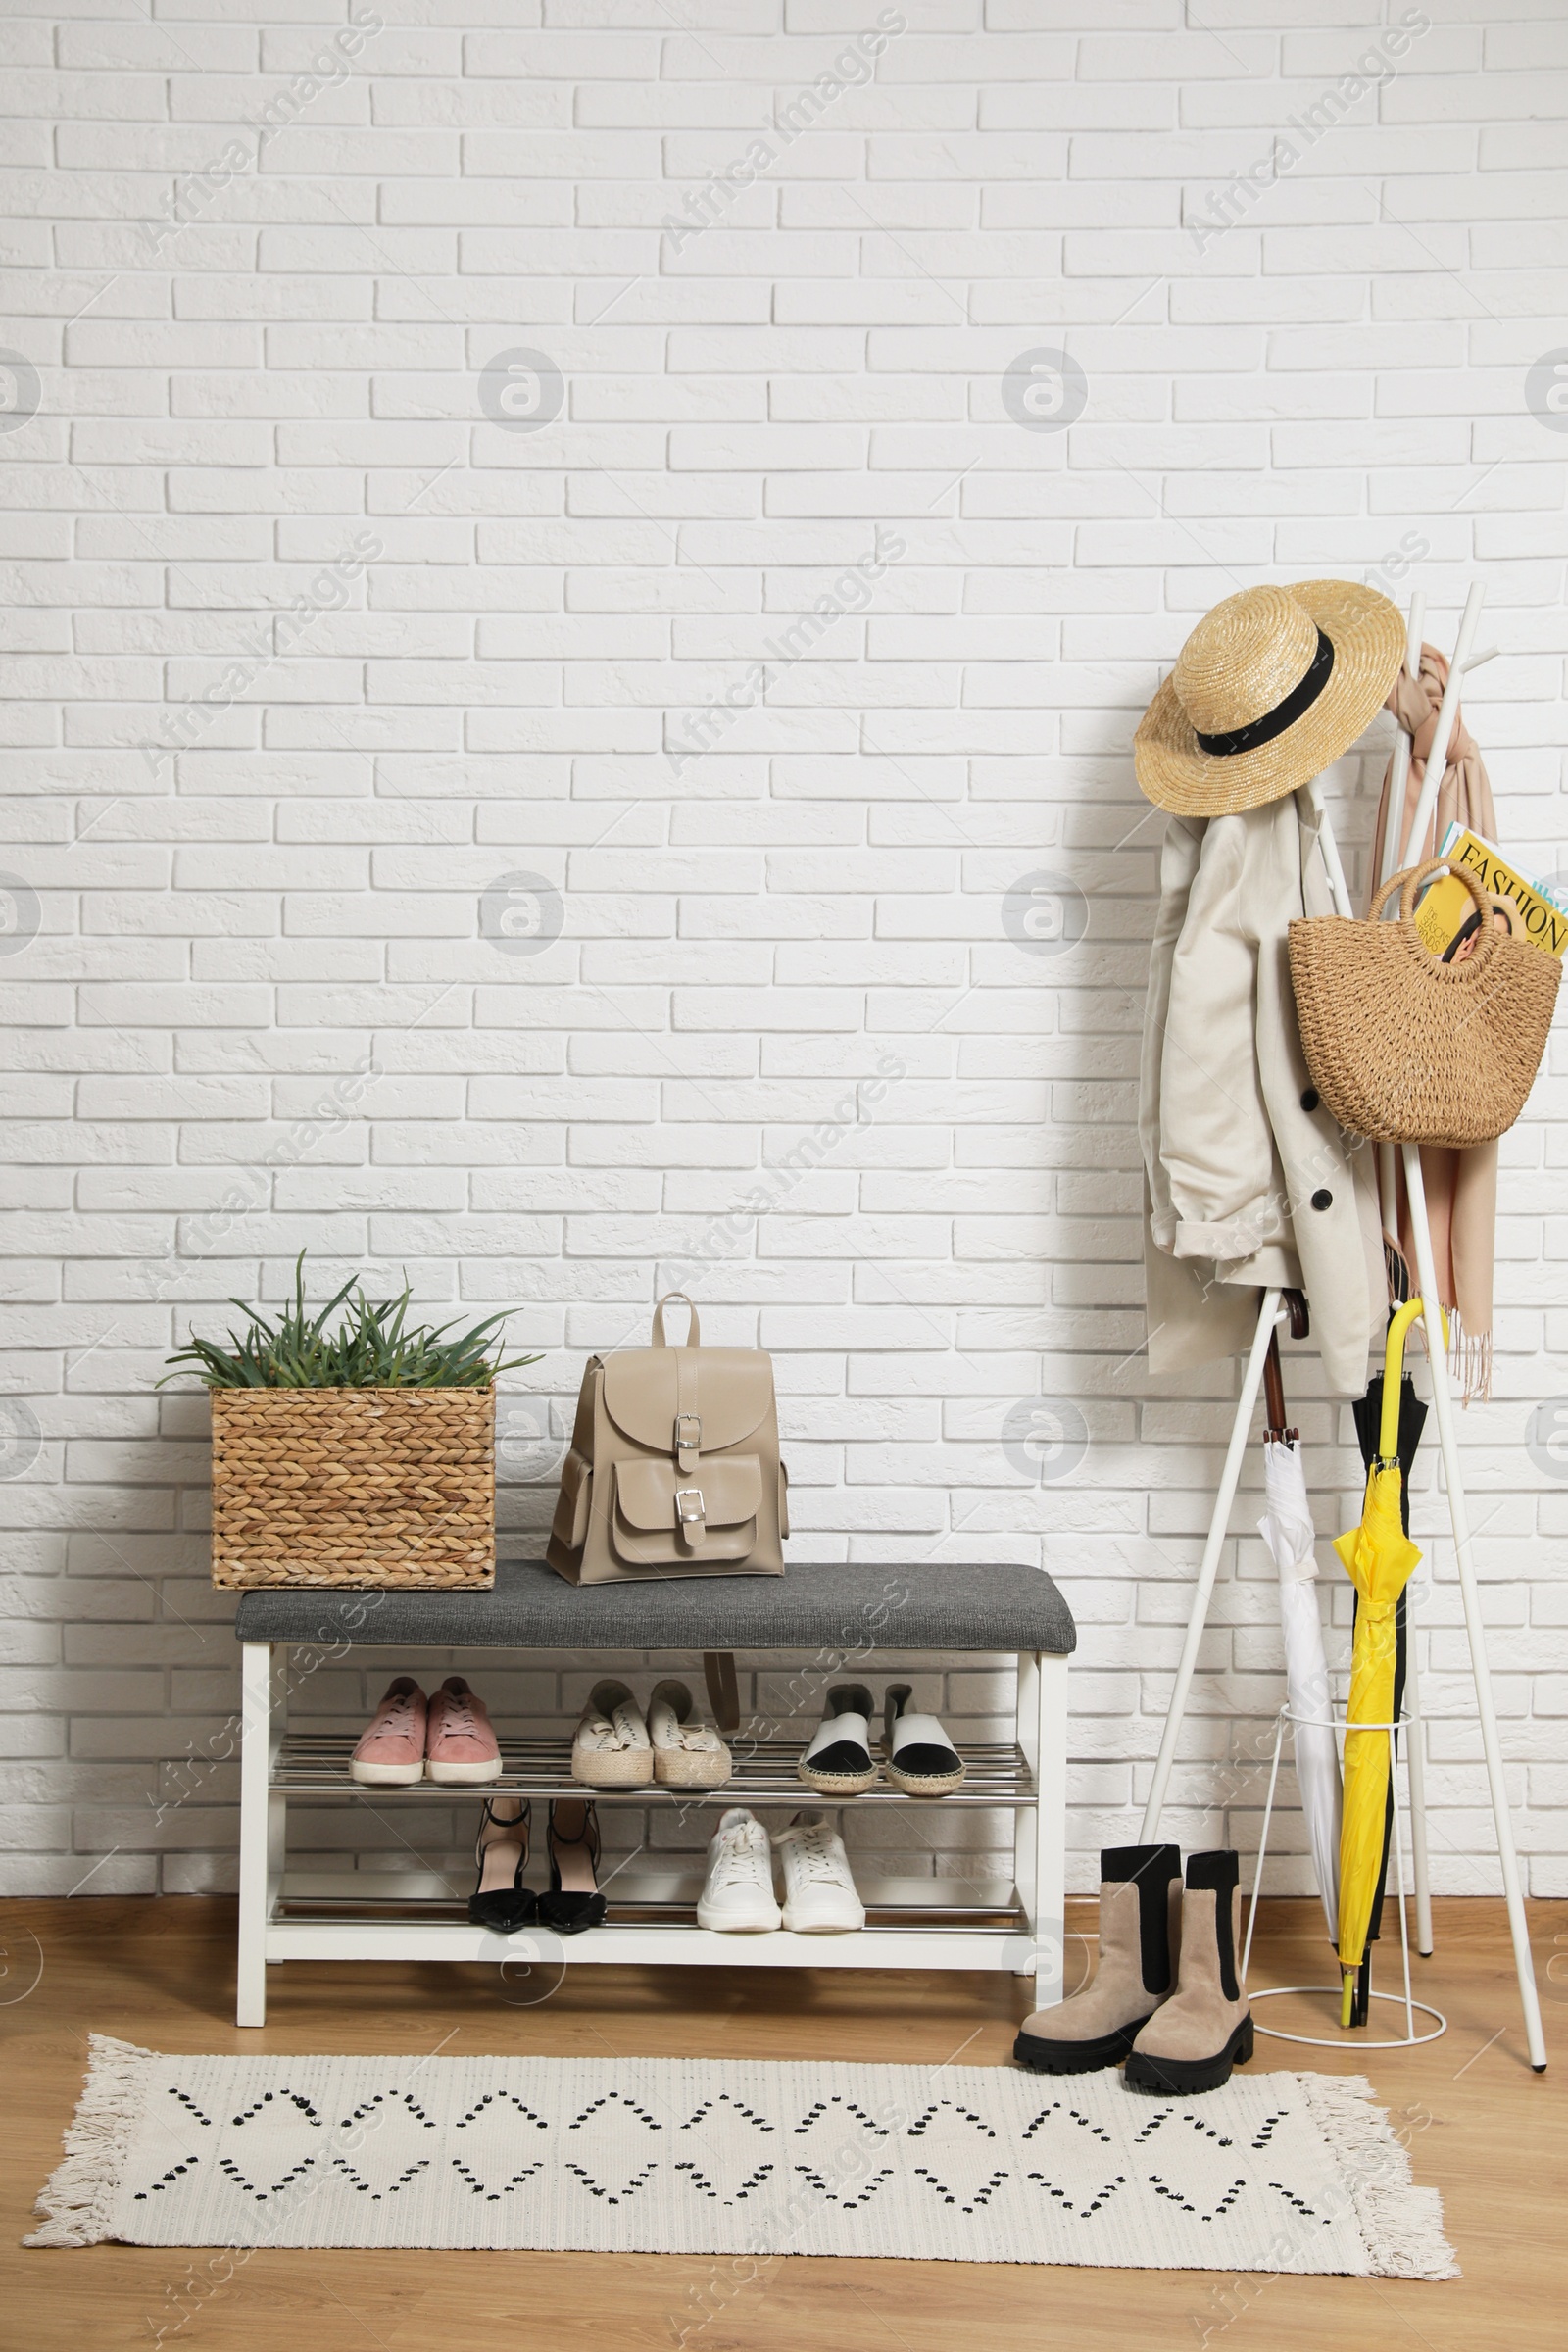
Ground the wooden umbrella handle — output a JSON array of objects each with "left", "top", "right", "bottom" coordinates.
[{"left": 1262, "top": 1327, "right": 1298, "bottom": 1446}]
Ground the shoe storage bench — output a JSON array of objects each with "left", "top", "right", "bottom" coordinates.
[{"left": 233, "top": 1560, "right": 1074, "bottom": 2029}]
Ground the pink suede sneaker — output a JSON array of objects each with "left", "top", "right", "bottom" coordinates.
[
  {"left": 425, "top": 1675, "right": 503, "bottom": 1785},
  {"left": 350, "top": 1677, "right": 428, "bottom": 1786}
]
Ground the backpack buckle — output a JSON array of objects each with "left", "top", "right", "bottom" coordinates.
[{"left": 674, "top": 1486, "right": 707, "bottom": 1546}]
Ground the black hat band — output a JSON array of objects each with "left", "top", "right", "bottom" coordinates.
[{"left": 1194, "top": 628, "right": 1335, "bottom": 759}]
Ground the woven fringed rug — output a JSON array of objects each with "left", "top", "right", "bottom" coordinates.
[{"left": 27, "top": 2036, "right": 1455, "bottom": 2276}]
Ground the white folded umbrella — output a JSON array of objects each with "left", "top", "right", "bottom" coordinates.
[{"left": 1258, "top": 1436, "right": 1342, "bottom": 1943}]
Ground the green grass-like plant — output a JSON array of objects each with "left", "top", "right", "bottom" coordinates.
[{"left": 161, "top": 1252, "right": 540, "bottom": 1392}]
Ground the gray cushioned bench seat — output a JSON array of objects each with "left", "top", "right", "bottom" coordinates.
[{"left": 232, "top": 1557, "right": 1075, "bottom": 1656}]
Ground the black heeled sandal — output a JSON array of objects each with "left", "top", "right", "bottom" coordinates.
[
  {"left": 540, "top": 1797, "right": 607, "bottom": 1934},
  {"left": 468, "top": 1796, "right": 537, "bottom": 1932}
]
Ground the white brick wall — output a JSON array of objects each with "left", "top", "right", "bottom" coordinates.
[{"left": 1, "top": 0, "right": 1565, "bottom": 1901}]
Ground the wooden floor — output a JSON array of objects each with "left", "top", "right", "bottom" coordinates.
[{"left": 3, "top": 1892, "right": 1564, "bottom": 2350}]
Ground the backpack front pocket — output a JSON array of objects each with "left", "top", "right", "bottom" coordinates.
[{"left": 612, "top": 1455, "right": 762, "bottom": 1566}]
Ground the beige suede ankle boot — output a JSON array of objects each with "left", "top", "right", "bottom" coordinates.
[
  {"left": 1126, "top": 1849, "right": 1253, "bottom": 2095},
  {"left": 1013, "top": 1844, "right": 1182, "bottom": 2075}
]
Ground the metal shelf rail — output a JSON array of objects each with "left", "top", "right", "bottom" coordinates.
[{"left": 270, "top": 1730, "right": 1037, "bottom": 1807}]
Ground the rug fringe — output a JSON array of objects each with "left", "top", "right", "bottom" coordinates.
[
  {"left": 1298, "top": 2071, "right": 1458, "bottom": 2281},
  {"left": 25, "top": 2033, "right": 156, "bottom": 2249}
]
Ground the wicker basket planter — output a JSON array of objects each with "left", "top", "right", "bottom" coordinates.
[{"left": 210, "top": 1388, "right": 495, "bottom": 1589}]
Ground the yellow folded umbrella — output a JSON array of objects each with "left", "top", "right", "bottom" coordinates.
[{"left": 1332, "top": 1297, "right": 1439, "bottom": 2028}]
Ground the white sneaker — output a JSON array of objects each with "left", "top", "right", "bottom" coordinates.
[
  {"left": 774, "top": 1810, "right": 865, "bottom": 1934},
  {"left": 697, "top": 1806, "right": 781, "bottom": 1933},
  {"left": 571, "top": 1679, "right": 653, "bottom": 1788}
]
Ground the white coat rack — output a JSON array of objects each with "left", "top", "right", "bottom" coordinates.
[{"left": 1140, "top": 583, "right": 1547, "bottom": 2072}]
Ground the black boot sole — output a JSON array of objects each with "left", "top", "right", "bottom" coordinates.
[
  {"left": 1012, "top": 2018, "right": 1152, "bottom": 2075},
  {"left": 1124, "top": 2014, "right": 1254, "bottom": 2095}
]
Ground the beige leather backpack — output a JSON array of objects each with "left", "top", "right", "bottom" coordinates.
[{"left": 546, "top": 1294, "right": 788, "bottom": 1584}]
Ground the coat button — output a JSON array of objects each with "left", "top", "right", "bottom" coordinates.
[
  {"left": 1300, "top": 1087, "right": 1320, "bottom": 1112},
  {"left": 1310, "top": 1188, "right": 1332, "bottom": 1210}
]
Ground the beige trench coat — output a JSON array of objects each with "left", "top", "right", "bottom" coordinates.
[{"left": 1140, "top": 789, "right": 1385, "bottom": 1397}]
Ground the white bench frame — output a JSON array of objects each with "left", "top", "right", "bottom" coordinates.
[{"left": 237, "top": 1642, "right": 1068, "bottom": 2028}]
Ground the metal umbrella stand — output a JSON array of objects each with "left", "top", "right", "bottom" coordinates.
[{"left": 1241, "top": 1696, "right": 1446, "bottom": 2053}]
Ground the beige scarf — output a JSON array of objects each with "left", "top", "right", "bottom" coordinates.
[{"left": 1366, "top": 645, "right": 1498, "bottom": 1402}]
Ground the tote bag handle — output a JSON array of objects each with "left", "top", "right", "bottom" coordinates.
[{"left": 1369, "top": 855, "right": 1504, "bottom": 970}]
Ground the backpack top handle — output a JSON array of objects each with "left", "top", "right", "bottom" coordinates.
[{"left": 651, "top": 1292, "right": 701, "bottom": 1348}]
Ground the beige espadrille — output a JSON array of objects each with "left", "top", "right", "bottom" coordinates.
[
  {"left": 648, "top": 1679, "right": 732, "bottom": 1788},
  {"left": 570, "top": 1678, "right": 654, "bottom": 1788}
]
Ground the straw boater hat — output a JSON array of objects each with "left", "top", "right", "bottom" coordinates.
[{"left": 1135, "top": 580, "right": 1405, "bottom": 816}]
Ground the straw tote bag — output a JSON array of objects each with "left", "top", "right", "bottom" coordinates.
[
  {"left": 546, "top": 1294, "right": 788, "bottom": 1585},
  {"left": 1288, "top": 857, "right": 1560, "bottom": 1150}
]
